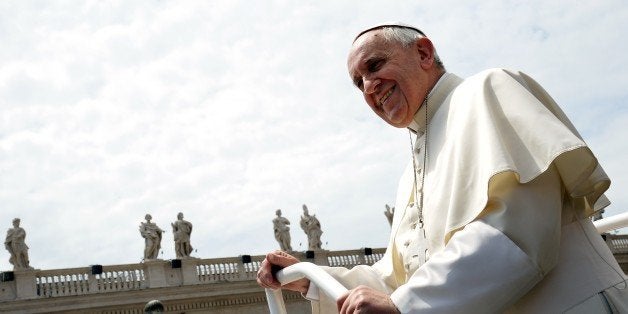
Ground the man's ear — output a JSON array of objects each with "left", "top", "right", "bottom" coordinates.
[{"left": 415, "top": 37, "right": 435, "bottom": 70}]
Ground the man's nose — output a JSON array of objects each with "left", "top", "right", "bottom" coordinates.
[{"left": 363, "top": 76, "right": 380, "bottom": 94}]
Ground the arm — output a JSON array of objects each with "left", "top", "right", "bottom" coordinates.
[
  {"left": 303, "top": 250, "right": 401, "bottom": 313},
  {"left": 328, "top": 166, "right": 562, "bottom": 313},
  {"left": 257, "top": 249, "right": 398, "bottom": 310},
  {"left": 389, "top": 166, "right": 562, "bottom": 313}
]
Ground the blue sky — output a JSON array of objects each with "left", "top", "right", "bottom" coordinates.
[{"left": 1, "top": 0, "right": 627, "bottom": 270}]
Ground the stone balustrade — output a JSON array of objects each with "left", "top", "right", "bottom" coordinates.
[
  {"left": 0, "top": 240, "right": 625, "bottom": 313},
  {"left": 607, "top": 234, "right": 628, "bottom": 253},
  {"left": 35, "top": 264, "right": 146, "bottom": 298},
  {"left": 0, "top": 247, "right": 386, "bottom": 303},
  {"left": 605, "top": 233, "right": 628, "bottom": 274}
]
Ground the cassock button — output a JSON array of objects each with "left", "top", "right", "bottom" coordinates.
[
  {"left": 404, "top": 240, "right": 410, "bottom": 247},
  {"left": 410, "top": 222, "right": 417, "bottom": 230}
]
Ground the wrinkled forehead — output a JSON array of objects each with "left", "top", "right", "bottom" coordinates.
[{"left": 347, "top": 31, "right": 392, "bottom": 71}]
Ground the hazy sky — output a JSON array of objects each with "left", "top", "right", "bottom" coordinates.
[{"left": 1, "top": 1, "right": 627, "bottom": 271}]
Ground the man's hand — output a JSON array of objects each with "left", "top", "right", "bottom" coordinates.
[
  {"left": 256, "top": 250, "right": 310, "bottom": 294},
  {"left": 337, "top": 285, "right": 400, "bottom": 314}
]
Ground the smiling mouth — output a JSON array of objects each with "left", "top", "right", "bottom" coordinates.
[{"left": 378, "top": 85, "right": 395, "bottom": 107}]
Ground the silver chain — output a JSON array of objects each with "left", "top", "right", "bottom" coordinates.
[{"left": 408, "top": 95, "right": 428, "bottom": 227}]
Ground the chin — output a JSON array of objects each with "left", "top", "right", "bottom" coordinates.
[{"left": 386, "top": 120, "right": 410, "bottom": 128}]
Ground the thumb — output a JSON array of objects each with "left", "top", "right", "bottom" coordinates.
[{"left": 267, "top": 251, "right": 299, "bottom": 268}]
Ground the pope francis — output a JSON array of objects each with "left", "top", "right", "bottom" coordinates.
[{"left": 257, "top": 23, "right": 628, "bottom": 313}]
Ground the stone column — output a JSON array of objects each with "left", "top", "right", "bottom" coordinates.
[
  {"left": 144, "top": 260, "right": 168, "bottom": 288},
  {"left": 312, "top": 250, "right": 330, "bottom": 266},
  {"left": 88, "top": 273, "right": 98, "bottom": 293},
  {"left": 14, "top": 269, "right": 37, "bottom": 299},
  {"left": 181, "top": 259, "right": 199, "bottom": 285}
]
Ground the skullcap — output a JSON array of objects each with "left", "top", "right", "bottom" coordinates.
[{"left": 354, "top": 22, "right": 426, "bottom": 42}]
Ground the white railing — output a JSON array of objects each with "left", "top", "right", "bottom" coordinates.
[
  {"left": 594, "top": 212, "right": 628, "bottom": 234},
  {"left": 37, "top": 270, "right": 90, "bottom": 297},
  {"left": 196, "top": 255, "right": 265, "bottom": 282},
  {"left": 266, "top": 262, "right": 348, "bottom": 314},
  {"left": 93, "top": 266, "right": 145, "bottom": 292},
  {"left": 607, "top": 234, "right": 628, "bottom": 253},
  {"left": 5, "top": 249, "right": 385, "bottom": 301},
  {"left": 35, "top": 264, "right": 145, "bottom": 297}
]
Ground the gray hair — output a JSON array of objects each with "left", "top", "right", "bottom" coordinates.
[{"left": 379, "top": 26, "right": 445, "bottom": 70}]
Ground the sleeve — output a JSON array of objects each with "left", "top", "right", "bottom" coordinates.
[
  {"left": 390, "top": 165, "right": 563, "bottom": 313},
  {"left": 306, "top": 262, "right": 397, "bottom": 313}
]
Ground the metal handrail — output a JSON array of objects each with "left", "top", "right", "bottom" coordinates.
[
  {"left": 266, "top": 212, "right": 628, "bottom": 314},
  {"left": 593, "top": 212, "right": 628, "bottom": 234},
  {"left": 265, "top": 262, "right": 348, "bottom": 314}
]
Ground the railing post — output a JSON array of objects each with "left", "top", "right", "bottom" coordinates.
[
  {"left": 14, "top": 269, "right": 38, "bottom": 299},
  {"left": 144, "top": 260, "right": 168, "bottom": 288},
  {"left": 0, "top": 274, "right": 17, "bottom": 301},
  {"left": 313, "top": 250, "right": 330, "bottom": 266},
  {"left": 181, "top": 259, "right": 200, "bottom": 285},
  {"left": 236, "top": 258, "right": 247, "bottom": 280},
  {"left": 88, "top": 273, "right": 98, "bottom": 293}
]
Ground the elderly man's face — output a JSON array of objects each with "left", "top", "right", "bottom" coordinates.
[{"left": 348, "top": 31, "right": 430, "bottom": 128}]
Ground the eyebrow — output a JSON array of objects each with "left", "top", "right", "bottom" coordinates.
[{"left": 351, "top": 55, "right": 386, "bottom": 89}]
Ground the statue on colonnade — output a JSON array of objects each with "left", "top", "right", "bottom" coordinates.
[
  {"left": 273, "top": 209, "right": 292, "bottom": 251},
  {"left": 384, "top": 204, "right": 395, "bottom": 226},
  {"left": 140, "top": 214, "right": 164, "bottom": 260},
  {"left": 4, "top": 218, "right": 32, "bottom": 270},
  {"left": 172, "top": 212, "right": 193, "bottom": 258},
  {"left": 300, "top": 204, "right": 323, "bottom": 250}
]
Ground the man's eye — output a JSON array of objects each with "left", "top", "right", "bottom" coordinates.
[{"left": 368, "top": 59, "right": 384, "bottom": 72}]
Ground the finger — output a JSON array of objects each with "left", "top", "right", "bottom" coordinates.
[
  {"left": 256, "top": 259, "right": 280, "bottom": 288},
  {"left": 267, "top": 250, "right": 298, "bottom": 267},
  {"left": 337, "top": 290, "right": 350, "bottom": 314},
  {"left": 257, "top": 275, "right": 279, "bottom": 289}
]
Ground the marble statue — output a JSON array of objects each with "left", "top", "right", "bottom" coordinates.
[
  {"left": 384, "top": 204, "right": 395, "bottom": 226},
  {"left": 139, "top": 214, "right": 164, "bottom": 260},
  {"left": 4, "top": 218, "right": 32, "bottom": 270},
  {"left": 171, "top": 212, "right": 193, "bottom": 258},
  {"left": 273, "top": 209, "right": 292, "bottom": 251},
  {"left": 300, "top": 204, "right": 323, "bottom": 250}
]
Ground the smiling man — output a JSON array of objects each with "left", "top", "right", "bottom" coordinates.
[
  {"left": 257, "top": 23, "right": 627, "bottom": 313},
  {"left": 347, "top": 24, "right": 443, "bottom": 128}
]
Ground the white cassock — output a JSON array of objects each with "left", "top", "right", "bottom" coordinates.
[{"left": 307, "top": 70, "right": 628, "bottom": 313}]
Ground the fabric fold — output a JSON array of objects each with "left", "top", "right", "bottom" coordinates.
[{"left": 420, "top": 69, "right": 610, "bottom": 244}]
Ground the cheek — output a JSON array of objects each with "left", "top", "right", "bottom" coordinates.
[{"left": 363, "top": 95, "right": 378, "bottom": 110}]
